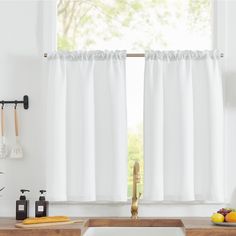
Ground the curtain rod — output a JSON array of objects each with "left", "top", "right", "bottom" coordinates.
[{"left": 43, "top": 52, "right": 224, "bottom": 58}]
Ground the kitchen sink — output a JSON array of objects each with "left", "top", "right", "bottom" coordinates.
[{"left": 84, "top": 227, "right": 185, "bottom": 236}]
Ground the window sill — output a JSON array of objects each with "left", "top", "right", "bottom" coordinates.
[{"left": 49, "top": 200, "right": 226, "bottom": 205}]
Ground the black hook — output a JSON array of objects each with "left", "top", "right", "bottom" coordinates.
[{"left": 0, "top": 95, "right": 29, "bottom": 110}]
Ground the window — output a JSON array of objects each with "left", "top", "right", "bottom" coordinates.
[{"left": 57, "top": 0, "right": 212, "bottom": 198}]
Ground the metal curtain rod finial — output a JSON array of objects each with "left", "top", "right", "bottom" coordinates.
[
  {"left": 43, "top": 52, "right": 224, "bottom": 58},
  {"left": 0, "top": 95, "right": 29, "bottom": 110}
]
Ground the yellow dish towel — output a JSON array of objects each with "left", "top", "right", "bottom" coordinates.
[{"left": 22, "top": 216, "right": 70, "bottom": 225}]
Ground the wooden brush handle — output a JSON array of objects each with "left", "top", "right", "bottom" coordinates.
[
  {"left": 1, "top": 108, "right": 4, "bottom": 137},
  {"left": 14, "top": 107, "right": 19, "bottom": 137}
]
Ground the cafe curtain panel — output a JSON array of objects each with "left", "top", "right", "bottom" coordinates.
[
  {"left": 144, "top": 50, "right": 224, "bottom": 202},
  {"left": 46, "top": 51, "right": 127, "bottom": 202}
]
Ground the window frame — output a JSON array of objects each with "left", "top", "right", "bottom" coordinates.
[{"left": 43, "top": 0, "right": 227, "bottom": 204}]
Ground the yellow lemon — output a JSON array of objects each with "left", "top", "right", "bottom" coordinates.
[{"left": 211, "top": 213, "right": 224, "bottom": 223}]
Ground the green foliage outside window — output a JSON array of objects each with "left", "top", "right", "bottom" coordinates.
[
  {"left": 57, "top": 0, "right": 212, "bottom": 51},
  {"left": 128, "top": 124, "right": 143, "bottom": 197}
]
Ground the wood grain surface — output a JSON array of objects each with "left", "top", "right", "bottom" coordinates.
[{"left": 0, "top": 217, "right": 235, "bottom": 236}]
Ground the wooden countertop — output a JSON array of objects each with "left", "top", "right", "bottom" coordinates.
[{"left": 0, "top": 217, "right": 235, "bottom": 236}]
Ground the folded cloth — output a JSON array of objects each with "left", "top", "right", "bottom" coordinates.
[{"left": 22, "top": 216, "right": 70, "bottom": 225}]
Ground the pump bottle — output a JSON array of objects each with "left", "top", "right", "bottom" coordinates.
[
  {"left": 16, "top": 189, "right": 30, "bottom": 220},
  {"left": 35, "top": 190, "right": 49, "bottom": 217}
]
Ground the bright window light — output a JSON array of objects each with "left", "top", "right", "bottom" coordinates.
[{"left": 57, "top": 0, "right": 212, "bottom": 198}]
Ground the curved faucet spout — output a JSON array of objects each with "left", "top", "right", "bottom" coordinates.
[{"left": 131, "top": 161, "right": 141, "bottom": 219}]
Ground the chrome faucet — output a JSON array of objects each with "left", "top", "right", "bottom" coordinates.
[{"left": 131, "top": 161, "right": 141, "bottom": 219}]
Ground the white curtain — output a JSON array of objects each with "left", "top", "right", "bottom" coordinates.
[
  {"left": 144, "top": 50, "right": 224, "bottom": 202},
  {"left": 46, "top": 51, "right": 127, "bottom": 202}
]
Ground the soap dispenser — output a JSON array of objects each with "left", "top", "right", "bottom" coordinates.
[
  {"left": 35, "top": 190, "right": 49, "bottom": 217},
  {"left": 16, "top": 189, "right": 30, "bottom": 220}
]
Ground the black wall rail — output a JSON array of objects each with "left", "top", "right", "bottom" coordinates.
[{"left": 0, "top": 95, "right": 29, "bottom": 109}]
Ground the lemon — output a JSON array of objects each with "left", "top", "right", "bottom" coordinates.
[{"left": 211, "top": 213, "right": 224, "bottom": 223}]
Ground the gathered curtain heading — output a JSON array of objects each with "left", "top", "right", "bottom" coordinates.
[
  {"left": 47, "top": 50, "right": 126, "bottom": 61},
  {"left": 145, "top": 50, "right": 221, "bottom": 60}
]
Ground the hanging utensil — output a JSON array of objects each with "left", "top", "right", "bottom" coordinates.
[
  {"left": 0, "top": 172, "right": 5, "bottom": 196},
  {"left": 10, "top": 103, "right": 23, "bottom": 158},
  {"left": 0, "top": 104, "right": 8, "bottom": 158}
]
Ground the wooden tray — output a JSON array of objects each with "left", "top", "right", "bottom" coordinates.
[{"left": 15, "top": 220, "right": 83, "bottom": 228}]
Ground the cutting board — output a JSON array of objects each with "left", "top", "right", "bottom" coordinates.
[{"left": 15, "top": 220, "right": 83, "bottom": 228}]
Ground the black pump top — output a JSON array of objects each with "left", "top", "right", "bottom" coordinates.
[
  {"left": 39, "top": 190, "right": 46, "bottom": 201},
  {"left": 19, "top": 189, "right": 30, "bottom": 200}
]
